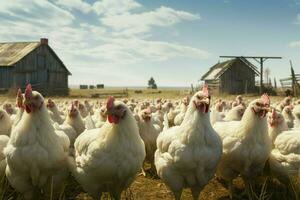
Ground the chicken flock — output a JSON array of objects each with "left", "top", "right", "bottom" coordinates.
[{"left": 0, "top": 84, "right": 300, "bottom": 200}]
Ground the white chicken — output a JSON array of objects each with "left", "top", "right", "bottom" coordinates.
[
  {"left": 267, "top": 109, "right": 288, "bottom": 145},
  {"left": 94, "top": 105, "right": 107, "bottom": 122},
  {"left": 64, "top": 104, "right": 85, "bottom": 135},
  {"left": 4, "top": 84, "right": 70, "bottom": 199},
  {"left": 94, "top": 105, "right": 107, "bottom": 128},
  {"left": 263, "top": 108, "right": 291, "bottom": 185},
  {"left": 210, "top": 99, "right": 226, "bottom": 125},
  {"left": 77, "top": 102, "right": 89, "bottom": 118},
  {"left": 138, "top": 108, "right": 160, "bottom": 175},
  {"left": 270, "top": 129, "right": 300, "bottom": 183},
  {"left": 276, "top": 96, "right": 292, "bottom": 111},
  {"left": 223, "top": 104, "right": 245, "bottom": 121},
  {"left": 68, "top": 96, "right": 145, "bottom": 200},
  {"left": 3, "top": 103, "right": 16, "bottom": 117},
  {"left": 282, "top": 105, "right": 294, "bottom": 128},
  {"left": 84, "top": 100, "right": 94, "bottom": 115},
  {"left": 0, "top": 109, "right": 12, "bottom": 136},
  {"left": 231, "top": 95, "right": 245, "bottom": 108},
  {"left": 155, "top": 86, "right": 222, "bottom": 200},
  {"left": 12, "top": 89, "right": 25, "bottom": 129},
  {"left": 174, "top": 96, "right": 189, "bottom": 126},
  {"left": 293, "top": 104, "right": 300, "bottom": 129},
  {"left": 213, "top": 94, "right": 272, "bottom": 198},
  {"left": 47, "top": 98, "right": 64, "bottom": 124},
  {"left": 0, "top": 135, "right": 9, "bottom": 177}
]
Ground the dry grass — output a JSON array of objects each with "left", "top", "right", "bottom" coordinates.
[
  {"left": 1, "top": 175, "right": 298, "bottom": 200},
  {"left": 0, "top": 88, "right": 287, "bottom": 103},
  {"left": 69, "top": 88, "right": 191, "bottom": 100}
]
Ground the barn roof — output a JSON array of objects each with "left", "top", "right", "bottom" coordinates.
[
  {"left": 0, "top": 42, "right": 40, "bottom": 66},
  {"left": 201, "top": 57, "right": 260, "bottom": 81},
  {"left": 0, "top": 40, "right": 71, "bottom": 75}
]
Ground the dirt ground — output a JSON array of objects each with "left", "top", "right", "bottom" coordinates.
[
  {"left": 67, "top": 175, "right": 295, "bottom": 200},
  {"left": 69, "top": 175, "right": 231, "bottom": 200}
]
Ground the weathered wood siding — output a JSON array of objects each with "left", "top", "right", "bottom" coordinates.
[
  {"left": 12, "top": 44, "right": 69, "bottom": 95},
  {"left": 0, "top": 67, "right": 14, "bottom": 90},
  {"left": 219, "top": 59, "right": 256, "bottom": 94}
]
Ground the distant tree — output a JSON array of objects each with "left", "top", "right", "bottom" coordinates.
[
  {"left": 274, "top": 78, "right": 277, "bottom": 89},
  {"left": 148, "top": 77, "right": 157, "bottom": 89}
]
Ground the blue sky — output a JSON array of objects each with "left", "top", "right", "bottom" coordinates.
[{"left": 0, "top": 0, "right": 299, "bottom": 87}]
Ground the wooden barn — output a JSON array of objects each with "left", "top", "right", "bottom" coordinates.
[
  {"left": 201, "top": 57, "right": 260, "bottom": 94},
  {"left": 0, "top": 38, "right": 71, "bottom": 95}
]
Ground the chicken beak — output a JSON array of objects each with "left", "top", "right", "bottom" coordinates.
[
  {"left": 264, "top": 107, "right": 271, "bottom": 112},
  {"left": 269, "top": 117, "right": 277, "bottom": 127},
  {"left": 194, "top": 97, "right": 210, "bottom": 113},
  {"left": 259, "top": 106, "right": 270, "bottom": 118},
  {"left": 23, "top": 99, "right": 32, "bottom": 113},
  {"left": 106, "top": 109, "right": 113, "bottom": 116},
  {"left": 23, "top": 99, "right": 30, "bottom": 106},
  {"left": 143, "top": 114, "right": 151, "bottom": 121},
  {"left": 103, "top": 110, "right": 108, "bottom": 116}
]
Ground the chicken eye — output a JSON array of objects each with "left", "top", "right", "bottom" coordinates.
[{"left": 256, "top": 102, "right": 261, "bottom": 107}]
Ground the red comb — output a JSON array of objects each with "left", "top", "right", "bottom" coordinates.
[
  {"left": 25, "top": 84, "right": 32, "bottom": 99},
  {"left": 261, "top": 93, "right": 270, "bottom": 106},
  {"left": 107, "top": 96, "right": 115, "bottom": 109},
  {"left": 202, "top": 85, "right": 209, "bottom": 97}
]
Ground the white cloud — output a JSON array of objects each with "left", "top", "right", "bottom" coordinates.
[
  {"left": 71, "top": 38, "right": 210, "bottom": 66},
  {"left": 79, "top": 23, "right": 107, "bottom": 35},
  {"left": 93, "top": 0, "right": 141, "bottom": 16},
  {"left": 114, "top": 38, "right": 210, "bottom": 61},
  {"left": 56, "top": 0, "right": 92, "bottom": 14},
  {"left": 289, "top": 41, "right": 300, "bottom": 47},
  {"left": 0, "top": 0, "right": 74, "bottom": 26},
  {"left": 101, "top": 6, "right": 200, "bottom": 36},
  {"left": 0, "top": 0, "right": 209, "bottom": 86}
]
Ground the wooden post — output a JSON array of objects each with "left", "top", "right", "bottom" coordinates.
[
  {"left": 260, "top": 58, "right": 263, "bottom": 94},
  {"left": 291, "top": 66, "right": 296, "bottom": 96},
  {"left": 191, "top": 84, "right": 194, "bottom": 93}
]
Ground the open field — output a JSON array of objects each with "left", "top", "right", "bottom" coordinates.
[{"left": 0, "top": 88, "right": 288, "bottom": 102}]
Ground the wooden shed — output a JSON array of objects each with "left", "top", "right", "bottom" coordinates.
[
  {"left": 0, "top": 38, "right": 71, "bottom": 95},
  {"left": 201, "top": 57, "right": 260, "bottom": 94}
]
